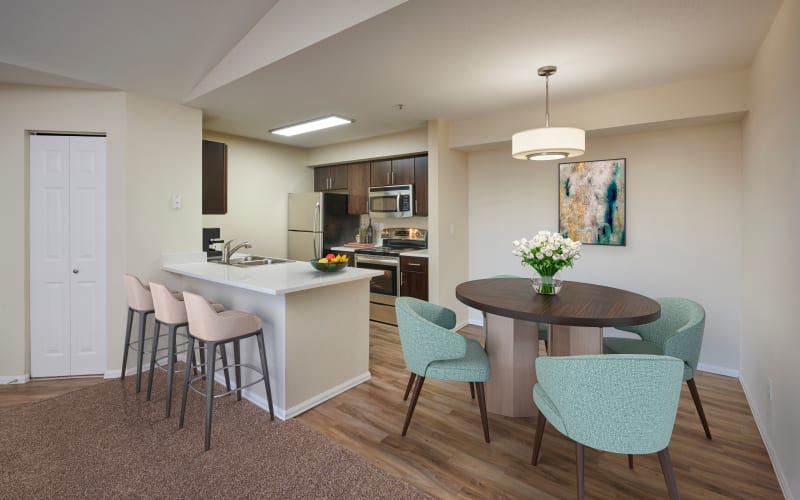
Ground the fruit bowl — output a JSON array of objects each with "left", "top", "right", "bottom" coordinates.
[{"left": 309, "top": 259, "right": 348, "bottom": 272}]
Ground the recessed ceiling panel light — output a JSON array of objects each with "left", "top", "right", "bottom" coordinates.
[{"left": 270, "top": 115, "right": 353, "bottom": 136}]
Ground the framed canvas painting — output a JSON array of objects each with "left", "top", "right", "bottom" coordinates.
[{"left": 558, "top": 158, "right": 626, "bottom": 246}]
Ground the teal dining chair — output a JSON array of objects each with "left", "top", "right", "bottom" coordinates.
[
  {"left": 395, "top": 297, "right": 491, "bottom": 443},
  {"left": 531, "top": 354, "right": 684, "bottom": 500},
  {"left": 603, "top": 297, "right": 711, "bottom": 439}
]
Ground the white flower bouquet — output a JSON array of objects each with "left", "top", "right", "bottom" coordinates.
[{"left": 513, "top": 231, "right": 581, "bottom": 294}]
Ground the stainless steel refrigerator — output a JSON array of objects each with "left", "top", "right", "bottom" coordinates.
[{"left": 287, "top": 192, "right": 359, "bottom": 261}]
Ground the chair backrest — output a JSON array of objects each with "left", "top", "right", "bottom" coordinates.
[
  {"left": 395, "top": 297, "right": 466, "bottom": 376},
  {"left": 535, "top": 354, "right": 683, "bottom": 454},
  {"left": 183, "top": 291, "right": 260, "bottom": 342},
  {"left": 123, "top": 273, "right": 153, "bottom": 312},
  {"left": 617, "top": 297, "right": 706, "bottom": 371},
  {"left": 149, "top": 282, "right": 186, "bottom": 325}
]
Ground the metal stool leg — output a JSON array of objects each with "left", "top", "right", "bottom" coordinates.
[
  {"left": 204, "top": 341, "right": 217, "bottom": 451},
  {"left": 178, "top": 337, "right": 195, "bottom": 429},
  {"left": 198, "top": 341, "right": 206, "bottom": 374},
  {"left": 233, "top": 339, "right": 242, "bottom": 401},
  {"left": 135, "top": 311, "right": 151, "bottom": 393},
  {"left": 146, "top": 319, "right": 162, "bottom": 400},
  {"left": 256, "top": 331, "right": 275, "bottom": 420},
  {"left": 165, "top": 324, "right": 178, "bottom": 417},
  {"left": 121, "top": 308, "right": 134, "bottom": 380},
  {"left": 219, "top": 345, "right": 232, "bottom": 391}
]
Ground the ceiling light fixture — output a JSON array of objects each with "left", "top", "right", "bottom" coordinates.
[
  {"left": 512, "top": 66, "right": 585, "bottom": 161},
  {"left": 270, "top": 115, "right": 353, "bottom": 137}
]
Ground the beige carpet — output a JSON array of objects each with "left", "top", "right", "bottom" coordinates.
[{"left": 0, "top": 371, "right": 428, "bottom": 499}]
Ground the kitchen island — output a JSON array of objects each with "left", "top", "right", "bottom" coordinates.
[{"left": 162, "top": 254, "right": 381, "bottom": 419}]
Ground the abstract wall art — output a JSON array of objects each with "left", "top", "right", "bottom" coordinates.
[{"left": 559, "top": 158, "right": 626, "bottom": 246}]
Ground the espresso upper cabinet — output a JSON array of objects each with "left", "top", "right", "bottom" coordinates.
[
  {"left": 347, "top": 162, "right": 370, "bottom": 215},
  {"left": 370, "top": 157, "right": 415, "bottom": 187},
  {"left": 202, "top": 140, "right": 227, "bottom": 214},
  {"left": 413, "top": 155, "right": 428, "bottom": 216},
  {"left": 314, "top": 164, "right": 348, "bottom": 191}
]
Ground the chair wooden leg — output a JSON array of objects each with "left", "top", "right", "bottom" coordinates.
[
  {"left": 686, "top": 378, "right": 712, "bottom": 439},
  {"left": 402, "top": 376, "right": 425, "bottom": 437},
  {"left": 628, "top": 454, "right": 634, "bottom": 469},
  {"left": 576, "top": 442, "right": 585, "bottom": 500},
  {"left": 475, "top": 382, "right": 490, "bottom": 443},
  {"left": 403, "top": 373, "right": 416, "bottom": 401},
  {"left": 657, "top": 447, "right": 680, "bottom": 500},
  {"left": 469, "top": 382, "right": 475, "bottom": 399},
  {"left": 532, "top": 411, "right": 547, "bottom": 465}
]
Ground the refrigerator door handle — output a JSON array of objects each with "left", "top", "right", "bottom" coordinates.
[{"left": 312, "top": 201, "right": 321, "bottom": 259}]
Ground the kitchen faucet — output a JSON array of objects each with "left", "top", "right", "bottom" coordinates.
[{"left": 222, "top": 239, "right": 252, "bottom": 264}]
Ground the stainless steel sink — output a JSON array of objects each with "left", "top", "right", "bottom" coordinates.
[{"left": 212, "top": 256, "right": 293, "bottom": 267}]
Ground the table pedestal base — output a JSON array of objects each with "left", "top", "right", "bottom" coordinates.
[{"left": 484, "top": 314, "right": 604, "bottom": 418}]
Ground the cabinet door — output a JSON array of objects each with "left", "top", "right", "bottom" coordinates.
[
  {"left": 202, "top": 140, "right": 227, "bottom": 214},
  {"left": 400, "top": 256, "right": 429, "bottom": 300},
  {"left": 370, "top": 159, "right": 392, "bottom": 186},
  {"left": 314, "top": 167, "right": 329, "bottom": 191},
  {"left": 391, "top": 157, "right": 415, "bottom": 185},
  {"left": 329, "top": 164, "right": 348, "bottom": 190},
  {"left": 413, "top": 155, "right": 428, "bottom": 216},
  {"left": 347, "top": 162, "right": 370, "bottom": 214}
]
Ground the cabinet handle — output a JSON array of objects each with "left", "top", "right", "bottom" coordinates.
[
  {"left": 392, "top": 171, "right": 395, "bottom": 184},
  {"left": 387, "top": 171, "right": 390, "bottom": 185},
  {"left": 415, "top": 199, "right": 418, "bottom": 213},
  {"left": 407, "top": 262, "right": 421, "bottom": 267}
]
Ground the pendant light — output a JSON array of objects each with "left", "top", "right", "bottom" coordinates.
[{"left": 512, "top": 66, "right": 585, "bottom": 161}]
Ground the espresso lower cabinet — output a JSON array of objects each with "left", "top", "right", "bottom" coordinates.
[{"left": 400, "top": 256, "right": 428, "bottom": 301}]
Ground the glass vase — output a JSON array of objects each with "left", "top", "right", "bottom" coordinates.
[{"left": 531, "top": 272, "right": 562, "bottom": 295}]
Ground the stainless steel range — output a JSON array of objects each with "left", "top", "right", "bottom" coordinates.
[{"left": 354, "top": 228, "right": 427, "bottom": 324}]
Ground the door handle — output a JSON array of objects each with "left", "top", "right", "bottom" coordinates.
[{"left": 72, "top": 269, "right": 79, "bottom": 274}]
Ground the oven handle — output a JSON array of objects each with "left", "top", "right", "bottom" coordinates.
[{"left": 355, "top": 255, "right": 400, "bottom": 267}]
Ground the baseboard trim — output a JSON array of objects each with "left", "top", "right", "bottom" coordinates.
[
  {"left": 697, "top": 363, "right": 739, "bottom": 378},
  {"left": 213, "top": 371, "right": 372, "bottom": 421},
  {"left": 0, "top": 374, "right": 30, "bottom": 384},
  {"left": 454, "top": 319, "right": 470, "bottom": 331},
  {"left": 740, "top": 376, "right": 794, "bottom": 500}
]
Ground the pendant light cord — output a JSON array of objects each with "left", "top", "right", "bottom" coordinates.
[{"left": 544, "top": 74, "right": 550, "bottom": 128}]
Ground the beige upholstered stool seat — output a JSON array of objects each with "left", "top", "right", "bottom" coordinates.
[
  {"left": 146, "top": 282, "right": 227, "bottom": 417},
  {"left": 121, "top": 274, "right": 181, "bottom": 393},
  {"left": 180, "top": 291, "right": 275, "bottom": 451}
]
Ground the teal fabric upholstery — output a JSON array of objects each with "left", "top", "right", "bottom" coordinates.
[
  {"left": 603, "top": 297, "right": 711, "bottom": 440},
  {"left": 603, "top": 297, "right": 706, "bottom": 381},
  {"left": 534, "top": 354, "right": 683, "bottom": 455},
  {"left": 396, "top": 297, "right": 490, "bottom": 382},
  {"left": 396, "top": 297, "right": 493, "bottom": 443}
]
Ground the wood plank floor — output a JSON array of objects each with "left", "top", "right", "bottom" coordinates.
[{"left": 1, "top": 323, "right": 783, "bottom": 499}]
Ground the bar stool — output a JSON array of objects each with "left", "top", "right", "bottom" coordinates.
[
  {"left": 146, "top": 282, "right": 229, "bottom": 417},
  {"left": 179, "top": 291, "right": 275, "bottom": 451},
  {"left": 122, "top": 274, "right": 179, "bottom": 393}
]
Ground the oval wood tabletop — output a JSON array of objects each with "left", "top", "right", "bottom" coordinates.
[{"left": 456, "top": 278, "right": 660, "bottom": 327}]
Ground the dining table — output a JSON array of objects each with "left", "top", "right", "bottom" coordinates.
[{"left": 455, "top": 277, "right": 660, "bottom": 417}]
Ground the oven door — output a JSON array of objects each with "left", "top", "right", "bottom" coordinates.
[{"left": 355, "top": 254, "right": 399, "bottom": 298}]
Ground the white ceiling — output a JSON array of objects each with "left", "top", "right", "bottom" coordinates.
[{"left": 0, "top": 0, "right": 782, "bottom": 148}]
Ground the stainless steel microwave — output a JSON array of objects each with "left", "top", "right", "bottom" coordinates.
[{"left": 368, "top": 184, "right": 414, "bottom": 218}]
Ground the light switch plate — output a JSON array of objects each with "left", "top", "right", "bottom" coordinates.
[{"left": 171, "top": 194, "right": 182, "bottom": 209}]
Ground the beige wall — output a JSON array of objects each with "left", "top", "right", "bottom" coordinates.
[
  {"left": 0, "top": 84, "right": 202, "bottom": 378},
  {"left": 428, "top": 120, "right": 469, "bottom": 322},
  {"left": 202, "top": 131, "right": 310, "bottom": 258},
  {"left": 741, "top": 0, "right": 800, "bottom": 496},
  {"left": 307, "top": 127, "right": 427, "bottom": 166},
  {"left": 0, "top": 85, "right": 126, "bottom": 378},
  {"left": 468, "top": 122, "right": 744, "bottom": 373}
]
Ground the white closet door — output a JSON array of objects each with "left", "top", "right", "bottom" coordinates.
[{"left": 30, "top": 135, "right": 106, "bottom": 377}]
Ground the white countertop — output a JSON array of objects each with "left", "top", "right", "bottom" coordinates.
[
  {"left": 162, "top": 254, "right": 381, "bottom": 295},
  {"left": 330, "top": 246, "right": 429, "bottom": 258}
]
